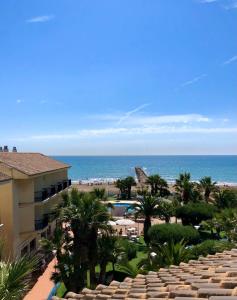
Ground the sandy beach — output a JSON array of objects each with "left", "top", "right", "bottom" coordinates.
[{"left": 73, "top": 181, "right": 237, "bottom": 194}]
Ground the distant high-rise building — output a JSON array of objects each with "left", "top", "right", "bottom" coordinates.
[{"left": 3, "top": 146, "right": 9, "bottom": 152}]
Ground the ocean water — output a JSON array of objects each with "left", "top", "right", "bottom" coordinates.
[{"left": 53, "top": 156, "right": 237, "bottom": 185}]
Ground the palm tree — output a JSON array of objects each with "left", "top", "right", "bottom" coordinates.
[
  {"left": 116, "top": 259, "right": 138, "bottom": 278},
  {"left": 175, "top": 172, "right": 195, "bottom": 204},
  {"left": 0, "top": 256, "right": 37, "bottom": 300},
  {"left": 214, "top": 189, "right": 237, "bottom": 209},
  {"left": 146, "top": 175, "right": 169, "bottom": 196},
  {"left": 158, "top": 178, "right": 170, "bottom": 197},
  {"left": 97, "top": 235, "right": 123, "bottom": 283},
  {"left": 128, "top": 195, "right": 160, "bottom": 245},
  {"left": 42, "top": 189, "right": 111, "bottom": 292},
  {"left": 115, "top": 177, "right": 136, "bottom": 199},
  {"left": 199, "top": 176, "right": 217, "bottom": 202},
  {"left": 115, "top": 179, "right": 127, "bottom": 198},
  {"left": 214, "top": 209, "right": 237, "bottom": 242},
  {"left": 157, "top": 200, "right": 176, "bottom": 223},
  {"left": 91, "top": 187, "right": 113, "bottom": 209},
  {"left": 146, "top": 175, "right": 159, "bottom": 195},
  {"left": 124, "top": 176, "right": 136, "bottom": 199},
  {"left": 139, "top": 240, "right": 189, "bottom": 270},
  {"left": 91, "top": 188, "right": 107, "bottom": 201}
]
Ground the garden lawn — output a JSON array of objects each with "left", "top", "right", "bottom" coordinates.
[
  {"left": 56, "top": 241, "right": 147, "bottom": 297},
  {"left": 56, "top": 283, "right": 67, "bottom": 297}
]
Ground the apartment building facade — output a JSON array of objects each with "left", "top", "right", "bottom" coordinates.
[{"left": 0, "top": 152, "right": 70, "bottom": 259}]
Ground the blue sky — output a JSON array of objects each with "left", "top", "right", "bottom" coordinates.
[{"left": 0, "top": 0, "right": 236, "bottom": 155}]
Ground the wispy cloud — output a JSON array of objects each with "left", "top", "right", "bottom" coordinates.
[
  {"left": 14, "top": 125, "right": 237, "bottom": 141},
  {"left": 181, "top": 74, "right": 207, "bottom": 87},
  {"left": 222, "top": 55, "right": 237, "bottom": 65},
  {"left": 223, "top": 0, "right": 237, "bottom": 9},
  {"left": 40, "top": 100, "right": 47, "bottom": 104},
  {"left": 198, "top": 0, "right": 237, "bottom": 10},
  {"left": 97, "top": 113, "right": 211, "bottom": 126},
  {"left": 12, "top": 113, "right": 236, "bottom": 141},
  {"left": 199, "top": 0, "right": 218, "bottom": 3},
  {"left": 16, "top": 99, "right": 23, "bottom": 104},
  {"left": 117, "top": 103, "right": 150, "bottom": 125},
  {"left": 26, "top": 15, "right": 55, "bottom": 23}
]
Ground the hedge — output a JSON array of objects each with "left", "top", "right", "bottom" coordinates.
[
  {"left": 190, "top": 239, "right": 235, "bottom": 259},
  {"left": 176, "top": 203, "right": 216, "bottom": 226},
  {"left": 148, "top": 223, "right": 200, "bottom": 245}
]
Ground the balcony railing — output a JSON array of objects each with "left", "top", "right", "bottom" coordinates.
[
  {"left": 35, "top": 218, "right": 48, "bottom": 230},
  {"left": 34, "top": 179, "right": 72, "bottom": 202},
  {"left": 35, "top": 211, "right": 57, "bottom": 231},
  {"left": 46, "top": 212, "right": 57, "bottom": 223}
]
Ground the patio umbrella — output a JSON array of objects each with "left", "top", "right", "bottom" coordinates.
[
  {"left": 115, "top": 219, "right": 135, "bottom": 226},
  {"left": 107, "top": 220, "right": 117, "bottom": 226},
  {"left": 127, "top": 227, "right": 137, "bottom": 231}
]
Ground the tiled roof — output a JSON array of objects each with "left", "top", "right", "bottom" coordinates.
[
  {"left": 53, "top": 249, "right": 237, "bottom": 300},
  {"left": 0, "top": 153, "right": 70, "bottom": 176},
  {"left": 0, "top": 172, "right": 11, "bottom": 182}
]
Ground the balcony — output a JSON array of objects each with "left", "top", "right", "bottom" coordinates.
[
  {"left": 35, "top": 218, "right": 48, "bottom": 231},
  {"left": 46, "top": 211, "right": 57, "bottom": 222},
  {"left": 35, "top": 211, "right": 57, "bottom": 231},
  {"left": 34, "top": 179, "right": 71, "bottom": 202}
]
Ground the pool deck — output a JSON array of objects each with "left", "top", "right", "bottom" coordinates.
[{"left": 109, "top": 200, "right": 138, "bottom": 204}]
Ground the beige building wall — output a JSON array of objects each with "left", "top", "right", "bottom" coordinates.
[
  {"left": 0, "top": 180, "right": 20, "bottom": 259},
  {"left": 0, "top": 168, "right": 69, "bottom": 260},
  {"left": 34, "top": 169, "right": 68, "bottom": 192}
]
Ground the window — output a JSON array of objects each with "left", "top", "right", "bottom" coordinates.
[
  {"left": 30, "top": 239, "right": 36, "bottom": 252},
  {"left": 41, "top": 231, "right": 46, "bottom": 239},
  {"left": 21, "top": 245, "right": 28, "bottom": 257}
]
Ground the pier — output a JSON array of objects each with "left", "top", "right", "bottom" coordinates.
[{"left": 135, "top": 167, "right": 148, "bottom": 185}]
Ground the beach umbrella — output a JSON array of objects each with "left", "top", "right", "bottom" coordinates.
[
  {"left": 107, "top": 220, "right": 117, "bottom": 226},
  {"left": 127, "top": 227, "right": 136, "bottom": 231},
  {"left": 115, "top": 219, "right": 135, "bottom": 226}
]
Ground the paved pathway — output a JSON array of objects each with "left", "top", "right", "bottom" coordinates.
[{"left": 24, "top": 258, "right": 56, "bottom": 300}]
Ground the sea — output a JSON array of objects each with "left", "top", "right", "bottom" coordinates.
[{"left": 53, "top": 155, "right": 237, "bottom": 186}]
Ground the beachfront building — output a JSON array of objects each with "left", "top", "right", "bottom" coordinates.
[{"left": 0, "top": 152, "right": 71, "bottom": 259}]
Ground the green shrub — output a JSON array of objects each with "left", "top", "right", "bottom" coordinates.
[
  {"left": 148, "top": 223, "right": 200, "bottom": 245},
  {"left": 190, "top": 240, "right": 234, "bottom": 259},
  {"left": 176, "top": 203, "right": 216, "bottom": 226},
  {"left": 118, "top": 239, "right": 137, "bottom": 260},
  {"left": 214, "top": 189, "right": 237, "bottom": 209}
]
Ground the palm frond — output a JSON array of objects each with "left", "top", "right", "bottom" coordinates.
[{"left": 0, "top": 256, "right": 38, "bottom": 300}]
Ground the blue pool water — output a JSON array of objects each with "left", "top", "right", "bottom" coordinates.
[{"left": 113, "top": 203, "right": 131, "bottom": 207}]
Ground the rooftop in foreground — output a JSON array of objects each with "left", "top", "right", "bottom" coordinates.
[
  {"left": 53, "top": 248, "right": 237, "bottom": 300},
  {"left": 0, "top": 152, "right": 70, "bottom": 176}
]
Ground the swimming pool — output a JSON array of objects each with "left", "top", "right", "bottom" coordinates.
[{"left": 113, "top": 203, "right": 131, "bottom": 207}]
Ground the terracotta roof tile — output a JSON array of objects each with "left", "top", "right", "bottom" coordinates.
[
  {"left": 0, "top": 153, "right": 70, "bottom": 176},
  {"left": 52, "top": 249, "right": 237, "bottom": 300}
]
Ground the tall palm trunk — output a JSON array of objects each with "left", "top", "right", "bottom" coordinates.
[
  {"left": 204, "top": 190, "right": 210, "bottom": 203},
  {"left": 127, "top": 186, "right": 132, "bottom": 199},
  {"left": 88, "top": 227, "right": 98, "bottom": 288},
  {"left": 70, "top": 222, "right": 87, "bottom": 292},
  {"left": 151, "top": 184, "right": 155, "bottom": 195},
  {"left": 144, "top": 216, "right": 151, "bottom": 245},
  {"left": 99, "top": 262, "right": 107, "bottom": 284}
]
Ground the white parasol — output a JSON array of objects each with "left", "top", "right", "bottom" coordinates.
[
  {"left": 115, "top": 219, "right": 135, "bottom": 226},
  {"left": 107, "top": 220, "right": 117, "bottom": 226}
]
